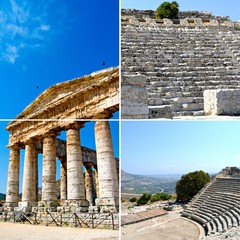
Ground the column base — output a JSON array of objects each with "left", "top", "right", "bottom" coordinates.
[
  {"left": 18, "top": 201, "right": 37, "bottom": 212},
  {"left": 95, "top": 197, "right": 119, "bottom": 213},
  {"left": 37, "top": 200, "right": 58, "bottom": 212},
  {"left": 62, "top": 199, "right": 89, "bottom": 212}
]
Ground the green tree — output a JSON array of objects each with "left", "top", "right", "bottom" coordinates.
[
  {"left": 156, "top": 1, "right": 179, "bottom": 19},
  {"left": 176, "top": 170, "right": 210, "bottom": 203},
  {"left": 129, "top": 197, "right": 137, "bottom": 202},
  {"left": 137, "top": 193, "right": 151, "bottom": 205}
]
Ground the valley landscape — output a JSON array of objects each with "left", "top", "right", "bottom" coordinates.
[{"left": 121, "top": 170, "right": 181, "bottom": 197}]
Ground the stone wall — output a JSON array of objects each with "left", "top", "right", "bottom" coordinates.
[{"left": 121, "top": 10, "right": 240, "bottom": 118}]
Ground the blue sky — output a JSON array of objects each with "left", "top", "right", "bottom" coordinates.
[
  {"left": 0, "top": 0, "right": 119, "bottom": 194},
  {"left": 121, "top": 0, "right": 240, "bottom": 21},
  {"left": 0, "top": 0, "right": 119, "bottom": 119},
  {"left": 121, "top": 121, "right": 240, "bottom": 176}
]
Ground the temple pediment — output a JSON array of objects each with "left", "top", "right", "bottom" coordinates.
[{"left": 13, "top": 67, "right": 119, "bottom": 120}]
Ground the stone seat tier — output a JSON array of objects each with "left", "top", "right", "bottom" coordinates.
[
  {"left": 195, "top": 206, "right": 233, "bottom": 230},
  {"left": 182, "top": 173, "right": 240, "bottom": 236},
  {"left": 122, "top": 23, "right": 240, "bottom": 117}
]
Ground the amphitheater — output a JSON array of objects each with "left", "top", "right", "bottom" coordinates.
[
  {"left": 182, "top": 167, "right": 240, "bottom": 239},
  {"left": 121, "top": 9, "right": 240, "bottom": 119},
  {"left": 121, "top": 167, "right": 240, "bottom": 240},
  {"left": 0, "top": 67, "right": 120, "bottom": 229}
]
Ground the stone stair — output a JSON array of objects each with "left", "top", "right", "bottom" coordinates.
[
  {"left": 182, "top": 168, "right": 240, "bottom": 236},
  {"left": 122, "top": 14, "right": 240, "bottom": 117}
]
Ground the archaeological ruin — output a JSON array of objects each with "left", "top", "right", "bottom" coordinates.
[
  {"left": 121, "top": 10, "right": 240, "bottom": 118},
  {"left": 2, "top": 67, "right": 119, "bottom": 228},
  {"left": 182, "top": 167, "right": 240, "bottom": 238}
]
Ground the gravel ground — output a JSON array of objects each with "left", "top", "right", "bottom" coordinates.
[
  {"left": 202, "top": 227, "right": 240, "bottom": 240},
  {"left": 0, "top": 222, "right": 119, "bottom": 240},
  {"left": 121, "top": 212, "right": 199, "bottom": 240}
]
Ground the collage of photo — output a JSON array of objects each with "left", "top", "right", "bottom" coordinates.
[{"left": 0, "top": 0, "right": 240, "bottom": 240}]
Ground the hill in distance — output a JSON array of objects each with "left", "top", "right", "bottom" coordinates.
[{"left": 122, "top": 169, "right": 181, "bottom": 195}]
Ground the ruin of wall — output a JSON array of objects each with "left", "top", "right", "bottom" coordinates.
[{"left": 121, "top": 9, "right": 240, "bottom": 118}]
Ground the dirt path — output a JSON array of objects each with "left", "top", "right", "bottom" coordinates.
[
  {"left": 0, "top": 222, "right": 119, "bottom": 240},
  {"left": 121, "top": 212, "right": 199, "bottom": 240}
]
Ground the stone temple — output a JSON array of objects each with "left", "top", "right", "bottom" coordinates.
[
  {"left": 4, "top": 67, "right": 119, "bottom": 215},
  {"left": 121, "top": 10, "right": 240, "bottom": 118},
  {"left": 182, "top": 167, "right": 240, "bottom": 238}
]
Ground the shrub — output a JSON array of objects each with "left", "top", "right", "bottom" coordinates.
[
  {"left": 156, "top": 1, "right": 179, "bottom": 19},
  {"left": 129, "top": 197, "right": 137, "bottom": 202},
  {"left": 137, "top": 193, "right": 151, "bottom": 205},
  {"left": 150, "top": 192, "right": 172, "bottom": 202},
  {"left": 158, "top": 192, "right": 172, "bottom": 201},
  {"left": 150, "top": 194, "right": 160, "bottom": 202}
]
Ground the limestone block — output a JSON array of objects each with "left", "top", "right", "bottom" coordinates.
[
  {"left": 149, "top": 106, "right": 173, "bottom": 119},
  {"left": 89, "top": 206, "right": 99, "bottom": 213},
  {"left": 204, "top": 89, "right": 240, "bottom": 115},
  {"left": 121, "top": 75, "right": 149, "bottom": 119}
]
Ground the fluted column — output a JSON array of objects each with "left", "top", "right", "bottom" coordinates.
[
  {"left": 22, "top": 141, "right": 37, "bottom": 205},
  {"left": 66, "top": 124, "right": 89, "bottom": 211},
  {"left": 5, "top": 145, "right": 20, "bottom": 208},
  {"left": 94, "top": 121, "right": 119, "bottom": 212},
  {"left": 33, "top": 152, "right": 38, "bottom": 202},
  {"left": 93, "top": 167, "right": 99, "bottom": 198},
  {"left": 60, "top": 159, "right": 67, "bottom": 201},
  {"left": 41, "top": 133, "right": 57, "bottom": 208},
  {"left": 85, "top": 164, "right": 95, "bottom": 206}
]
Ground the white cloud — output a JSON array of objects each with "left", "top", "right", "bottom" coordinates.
[
  {"left": 3, "top": 45, "right": 19, "bottom": 63},
  {"left": 0, "top": 0, "right": 52, "bottom": 64},
  {"left": 0, "top": 0, "right": 76, "bottom": 64},
  {"left": 40, "top": 24, "right": 50, "bottom": 31}
]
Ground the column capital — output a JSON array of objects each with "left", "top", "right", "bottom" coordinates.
[
  {"left": 65, "top": 122, "right": 85, "bottom": 131},
  {"left": 42, "top": 130, "right": 59, "bottom": 139},
  {"left": 24, "top": 138, "right": 38, "bottom": 146},
  {"left": 7, "top": 143, "right": 23, "bottom": 150},
  {"left": 94, "top": 110, "right": 113, "bottom": 119}
]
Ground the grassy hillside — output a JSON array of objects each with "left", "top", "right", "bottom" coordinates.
[{"left": 122, "top": 170, "right": 180, "bottom": 195}]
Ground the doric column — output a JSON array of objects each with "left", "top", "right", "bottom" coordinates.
[
  {"left": 66, "top": 123, "right": 89, "bottom": 211},
  {"left": 93, "top": 167, "right": 99, "bottom": 198},
  {"left": 21, "top": 141, "right": 38, "bottom": 206},
  {"left": 5, "top": 145, "right": 20, "bottom": 209},
  {"left": 60, "top": 159, "right": 67, "bottom": 201},
  {"left": 41, "top": 132, "right": 58, "bottom": 208},
  {"left": 85, "top": 164, "right": 95, "bottom": 206},
  {"left": 33, "top": 151, "right": 38, "bottom": 202},
  {"left": 94, "top": 121, "right": 119, "bottom": 212}
]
